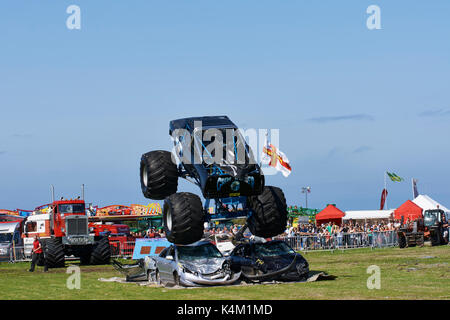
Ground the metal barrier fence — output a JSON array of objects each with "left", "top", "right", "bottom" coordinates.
[
  {"left": 274, "top": 231, "right": 399, "bottom": 251},
  {"left": 1, "top": 232, "right": 399, "bottom": 263},
  {"left": 109, "top": 241, "right": 135, "bottom": 258},
  {"left": 0, "top": 246, "right": 30, "bottom": 263},
  {"left": 0, "top": 241, "right": 137, "bottom": 263}
]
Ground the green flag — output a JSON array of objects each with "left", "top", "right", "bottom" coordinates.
[{"left": 387, "top": 171, "right": 403, "bottom": 182}]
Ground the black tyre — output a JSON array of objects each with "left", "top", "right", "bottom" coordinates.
[
  {"left": 248, "top": 186, "right": 288, "bottom": 238},
  {"left": 140, "top": 150, "right": 178, "bottom": 200},
  {"left": 44, "top": 238, "right": 65, "bottom": 268},
  {"left": 398, "top": 234, "right": 407, "bottom": 248},
  {"left": 174, "top": 272, "right": 181, "bottom": 286},
  {"left": 90, "top": 237, "right": 111, "bottom": 265},
  {"left": 163, "top": 192, "right": 204, "bottom": 245},
  {"left": 430, "top": 232, "right": 440, "bottom": 246},
  {"left": 155, "top": 270, "right": 161, "bottom": 285}
]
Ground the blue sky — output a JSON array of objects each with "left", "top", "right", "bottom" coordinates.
[{"left": 1, "top": 1, "right": 449, "bottom": 211}]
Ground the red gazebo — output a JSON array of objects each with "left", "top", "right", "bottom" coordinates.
[
  {"left": 393, "top": 200, "right": 423, "bottom": 221},
  {"left": 315, "top": 204, "right": 345, "bottom": 226}
]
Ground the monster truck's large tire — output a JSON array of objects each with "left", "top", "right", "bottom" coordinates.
[
  {"left": 248, "top": 186, "right": 288, "bottom": 238},
  {"left": 44, "top": 238, "right": 65, "bottom": 268},
  {"left": 140, "top": 150, "right": 178, "bottom": 200},
  {"left": 90, "top": 237, "right": 111, "bottom": 265},
  {"left": 163, "top": 192, "right": 204, "bottom": 245}
]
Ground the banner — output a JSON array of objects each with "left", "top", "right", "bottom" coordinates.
[
  {"left": 380, "top": 189, "right": 388, "bottom": 210},
  {"left": 412, "top": 178, "right": 419, "bottom": 198},
  {"left": 132, "top": 238, "right": 170, "bottom": 259}
]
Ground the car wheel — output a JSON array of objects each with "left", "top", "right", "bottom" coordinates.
[
  {"left": 174, "top": 272, "right": 181, "bottom": 286},
  {"left": 155, "top": 270, "right": 161, "bottom": 285}
]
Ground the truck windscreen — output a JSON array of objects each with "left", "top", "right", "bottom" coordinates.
[
  {"left": 59, "top": 204, "right": 85, "bottom": 214},
  {"left": 0, "top": 233, "right": 13, "bottom": 243},
  {"left": 423, "top": 212, "right": 438, "bottom": 227}
]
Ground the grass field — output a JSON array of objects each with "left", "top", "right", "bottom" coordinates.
[{"left": 1, "top": 245, "right": 449, "bottom": 300}]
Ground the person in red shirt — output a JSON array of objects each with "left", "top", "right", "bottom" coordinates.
[{"left": 29, "top": 236, "right": 48, "bottom": 272}]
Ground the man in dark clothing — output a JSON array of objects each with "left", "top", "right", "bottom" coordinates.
[{"left": 29, "top": 236, "right": 48, "bottom": 272}]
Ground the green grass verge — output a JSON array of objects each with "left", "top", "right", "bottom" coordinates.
[{"left": 0, "top": 245, "right": 449, "bottom": 300}]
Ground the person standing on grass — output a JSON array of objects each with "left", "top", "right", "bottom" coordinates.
[{"left": 29, "top": 235, "right": 48, "bottom": 272}]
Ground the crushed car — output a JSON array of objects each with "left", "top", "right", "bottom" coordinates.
[
  {"left": 153, "top": 240, "right": 241, "bottom": 287},
  {"left": 229, "top": 239, "right": 309, "bottom": 282},
  {"left": 112, "top": 256, "right": 156, "bottom": 282}
]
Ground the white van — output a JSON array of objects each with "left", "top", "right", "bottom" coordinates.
[{"left": 0, "top": 222, "right": 24, "bottom": 261}]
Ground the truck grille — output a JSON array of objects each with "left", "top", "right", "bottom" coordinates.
[{"left": 66, "top": 216, "right": 88, "bottom": 236}]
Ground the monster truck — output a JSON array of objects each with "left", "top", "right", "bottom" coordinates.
[{"left": 139, "top": 116, "right": 288, "bottom": 245}]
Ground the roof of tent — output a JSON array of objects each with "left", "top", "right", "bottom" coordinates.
[
  {"left": 343, "top": 210, "right": 394, "bottom": 220},
  {"left": 316, "top": 204, "right": 345, "bottom": 221},
  {"left": 393, "top": 200, "right": 423, "bottom": 220},
  {"left": 412, "top": 195, "right": 450, "bottom": 213}
]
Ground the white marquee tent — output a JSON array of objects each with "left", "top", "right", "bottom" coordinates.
[
  {"left": 343, "top": 210, "right": 394, "bottom": 221},
  {"left": 412, "top": 194, "right": 450, "bottom": 214}
]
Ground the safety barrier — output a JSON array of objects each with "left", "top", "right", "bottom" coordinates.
[
  {"left": 109, "top": 241, "right": 136, "bottom": 258},
  {"left": 0, "top": 246, "right": 29, "bottom": 263},
  {"left": 0, "top": 241, "right": 138, "bottom": 263},
  {"left": 1, "top": 232, "right": 399, "bottom": 263},
  {"left": 274, "top": 231, "right": 399, "bottom": 251}
]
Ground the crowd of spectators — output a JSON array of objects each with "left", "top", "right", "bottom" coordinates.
[
  {"left": 130, "top": 228, "right": 166, "bottom": 239},
  {"left": 283, "top": 220, "right": 398, "bottom": 238},
  {"left": 278, "top": 220, "right": 399, "bottom": 250},
  {"left": 131, "top": 220, "right": 399, "bottom": 239}
]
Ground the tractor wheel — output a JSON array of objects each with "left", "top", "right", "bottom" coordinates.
[
  {"left": 163, "top": 192, "right": 204, "bottom": 245},
  {"left": 140, "top": 150, "right": 178, "bottom": 200},
  {"left": 398, "top": 234, "right": 407, "bottom": 248},
  {"left": 90, "top": 237, "right": 111, "bottom": 265},
  {"left": 248, "top": 186, "right": 288, "bottom": 238},
  {"left": 430, "top": 232, "right": 440, "bottom": 246},
  {"left": 44, "top": 238, "right": 65, "bottom": 268}
]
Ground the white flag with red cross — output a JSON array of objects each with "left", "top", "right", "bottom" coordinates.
[{"left": 261, "top": 143, "right": 292, "bottom": 177}]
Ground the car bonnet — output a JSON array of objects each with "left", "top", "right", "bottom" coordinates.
[{"left": 180, "top": 257, "right": 227, "bottom": 274}]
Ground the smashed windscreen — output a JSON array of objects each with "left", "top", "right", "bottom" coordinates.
[
  {"left": 177, "top": 243, "right": 223, "bottom": 261},
  {"left": 254, "top": 241, "right": 295, "bottom": 257}
]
